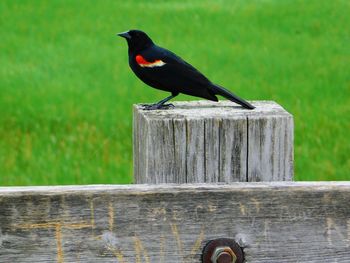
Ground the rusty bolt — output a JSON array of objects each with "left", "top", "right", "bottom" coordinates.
[
  {"left": 202, "top": 238, "right": 244, "bottom": 263},
  {"left": 211, "top": 246, "right": 237, "bottom": 263}
]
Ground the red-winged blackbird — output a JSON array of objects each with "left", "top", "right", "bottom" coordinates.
[{"left": 118, "top": 30, "right": 255, "bottom": 110}]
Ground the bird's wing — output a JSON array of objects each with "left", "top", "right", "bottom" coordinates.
[{"left": 138, "top": 46, "right": 211, "bottom": 87}]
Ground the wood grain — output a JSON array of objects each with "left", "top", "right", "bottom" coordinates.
[
  {"left": 0, "top": 182, "right": 349, "bottom": 262},
  {"left": 133, "top": 100, "right": 293, "bottom": 183}
]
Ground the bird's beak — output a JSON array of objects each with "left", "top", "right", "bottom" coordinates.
[{"left": 117, "top": 31, "right": 131, "bottom": 39}]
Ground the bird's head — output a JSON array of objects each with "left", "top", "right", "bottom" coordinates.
[{"left": 117, "top": 30, "right": 154, "bottom": 53}]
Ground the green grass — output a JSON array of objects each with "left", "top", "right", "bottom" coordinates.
[{"left": 0, "top": 0, "right": 349, "bottom": 185}]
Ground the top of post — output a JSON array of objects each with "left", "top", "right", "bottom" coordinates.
[{"left": 134, "top": 100, "right": 292, "bottom": 120}]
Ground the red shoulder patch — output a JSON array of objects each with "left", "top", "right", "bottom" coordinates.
[
  {"left": 135, "top": 55, "right": 166, "bottom": 68},
  {"left": 136, "top": 55, "right": 151, "bottom": 65}
]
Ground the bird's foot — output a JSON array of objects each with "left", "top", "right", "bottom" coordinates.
[
  {"left": 142, "top": 103, "right": 175, "bottom": 110},
  {"left": 160, "top": 103, "right": 175, "bottom": 109}
]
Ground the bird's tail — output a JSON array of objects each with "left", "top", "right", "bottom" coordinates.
[{"left": 210, "top": 84, "right": 255, "bottom": 109}]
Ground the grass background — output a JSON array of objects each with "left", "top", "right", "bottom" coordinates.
[{"left": 0, "top": 0, "right": 349, "bottom": 185}]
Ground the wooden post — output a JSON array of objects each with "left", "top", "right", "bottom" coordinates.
[{"left": 133, "top": 100, "right": 293, "bottom": 183}]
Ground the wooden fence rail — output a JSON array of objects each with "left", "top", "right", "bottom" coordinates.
[{"left": 1, "top": 182, "right": 350, "bottom": 262}]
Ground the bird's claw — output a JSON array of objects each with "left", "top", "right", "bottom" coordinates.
[
  {"left": 142, "top": 104, "right": 158, "bottom": 110},
  {"left": 142, "top": 103, "right": 175, "bottom": 110},
  {"left": 162, "top": 103, "right": 175, "bottom": 109}
]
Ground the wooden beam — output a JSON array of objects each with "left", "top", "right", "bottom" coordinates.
[
  {"left": 1, "top": 182, "right": 349, "bottom": 262},
  {"left": 133, "top": 100, "right": 293, "bottom": 183}
]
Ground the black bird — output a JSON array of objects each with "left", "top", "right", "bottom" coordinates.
[{"left": 117, "top": 30, "right": 255, "bottom": 110}]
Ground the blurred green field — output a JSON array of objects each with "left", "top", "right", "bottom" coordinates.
[{"left": 0, "top": 0, "right": 349, "bottom": 185}]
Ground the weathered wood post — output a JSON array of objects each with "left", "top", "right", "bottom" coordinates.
[{"left": 133, "top": 100, "right": 293, "bottom": 183}]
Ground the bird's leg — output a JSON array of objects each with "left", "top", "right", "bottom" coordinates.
[
  {"left": 142, "top": 93, "right": 178, "bottom": 110},
  {"left": 155, "top": 94, "right": 176, "bottom": 107}
]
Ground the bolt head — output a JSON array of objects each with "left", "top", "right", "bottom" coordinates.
[
  {"left": 211, "top": 246, "right": 237, "bottom": 263},
  {"left": 202, "top": 238, "right": 244, "bottom": 263}
]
